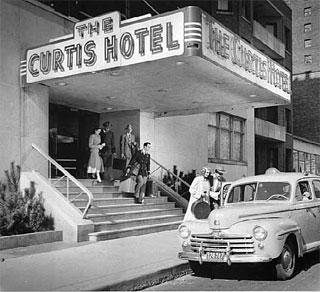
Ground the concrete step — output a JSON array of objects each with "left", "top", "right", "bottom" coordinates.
[
  {"left": 86, "top": 208, "right": 183, "bottom": 222},
  {"left": 81, "top": 202, "right": 177, "bottom": 213},
  {"left": 63, "top": 191, "right": 133, "bottom": 200},
  {"left": 73, "top": 197, "right": 167, "bottom": 207},
  {"left": 50, "top": 178, "right": 115, "bottom": 187},
  {"left": 88, "top": 221, "right": 182, "bottom": 241},
  {"left": 94, "top": 214, "right": 184, "bottom": 231},
  {"left": 55, "top": 185, "right": 119, "bottom": 193}
]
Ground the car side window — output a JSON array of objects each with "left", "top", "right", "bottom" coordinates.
[
  {"left": 312, "top": 180, "right": 320, "bottom": 199},
  {"left": 295, "top": 181, "right": 311, "bottom": 202}
]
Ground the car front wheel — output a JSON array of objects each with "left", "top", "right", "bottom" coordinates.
[{"left": 273, "top": 241, "right": 296, "bottom": 280}]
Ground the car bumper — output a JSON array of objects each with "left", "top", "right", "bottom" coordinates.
[{"left": 178, "top": 251, "right": 273, "bottom": 264}]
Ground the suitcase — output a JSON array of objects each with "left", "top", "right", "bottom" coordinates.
[
  {"left": 119, "top": 176, "right": 136, "bottom": 193},
  {"left": 113, "top": 158, "right": 126, "bottom": 170}
]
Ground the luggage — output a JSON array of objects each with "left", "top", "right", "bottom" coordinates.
[
  {"left": 191, "top": 197, "right": 211, "bottom": 219},
  {"left": 118, "top": 176, "right": 136, "bottom": 193},
  {"left": 113, "top": 158, "right": 126, "bottom": 170}
]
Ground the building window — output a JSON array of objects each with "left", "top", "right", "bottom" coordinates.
[
  {"left": 208, "top": 113, "right": 245, "bottom": 162},
  {"left": 304, "top": 7, "right": 312, "bottom": 16},
  {"left": 293, "top": 150, "right": 320, "bottom": 175},
  {"left": 285, "top": 27, "right": 291, "bottom": 53},
  {"left": 266, "top": 23, "right": 278, "bottom": 37},
  {"left": 304, "top": 54, "right": 312, "bottom": 64},
  {"left": 218, "top": 0, "right": 233, "bottom": 12},
  {"left": 304, "top": 39, "right": 312, "bottom": 48},
  {"left": 304, "top": 23, "right": 312, "bottom": 32},
  {"left": 241, "top": 0, "right": 251, "bottom": 21}
]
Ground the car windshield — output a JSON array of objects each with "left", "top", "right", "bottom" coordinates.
[{"left": 227, "top": 181, "right": 291, "bottom": 203}]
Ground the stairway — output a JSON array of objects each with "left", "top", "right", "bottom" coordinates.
[{"left": 51, "top": 178, "right": 184, "bottom": 241}]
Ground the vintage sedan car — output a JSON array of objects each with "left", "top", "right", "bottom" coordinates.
[{"left": 178, "top": 169, "right": 320, "bottom": 280}]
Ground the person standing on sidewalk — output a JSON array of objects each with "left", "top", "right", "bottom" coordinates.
[
  {"left": 184, "top": 166, "right": 212, "bottom": 221},
  {"left": 126, "top": 142, "right": 151, "bottom": 204},
  {"left": 210, "top": 166, "right": 226, "bottom": 208},
  {"left": 100, "top": 121, "right": 116, "bottom": 182}
]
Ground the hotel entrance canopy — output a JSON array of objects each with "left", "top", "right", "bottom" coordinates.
[{"left": 21, "top": 6, "right": 291, "bottom": 114}]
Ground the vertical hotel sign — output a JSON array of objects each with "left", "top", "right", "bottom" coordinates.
[
  {"left": 25, "top": 11, "right": 184, "bottom": 84},
  {"left": 201, "top": 13, "right": 291, "bottom": 101}
]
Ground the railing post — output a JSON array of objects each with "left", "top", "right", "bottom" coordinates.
[
  {"left": 66, "top": 177, "right": 69, "bottom": 201},
  {"left": 48, "top": 161, "right": 51, "bottom": 180}
]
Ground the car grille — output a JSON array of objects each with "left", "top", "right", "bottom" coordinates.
[{"left": 190, "top": 233, "right": 255, "bottom": 254}]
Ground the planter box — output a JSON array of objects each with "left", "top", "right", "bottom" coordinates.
[{"left": 0, "top": 230, "right": 63, "bottom": 250}]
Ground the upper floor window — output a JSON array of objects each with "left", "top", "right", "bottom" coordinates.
[
  {"left": 266, "top": 23, "right": 278, "bottom": 37},
  {"left": 218, "top": 0, "right": 233, "bottom": 12},
  {"left": 304, "top": 39, "right": 312, "bottom": 48},
  {"left": 304, "top": 7, "right": 312, "bottom": 16},
  {"left": 241, "top": 0, "right": 251, "bottom": 21},
  {"left": 304, "top": 23, "right": 312, "bottom": 33},
  {"left": 208, "top": 112, "right": 245, "bottom": 162},
  {"left": 285, "top": 27, "right": 291, "bottom": 53},
  {"left": 304, "top": 54, "right": 312, "bottom": 64}
]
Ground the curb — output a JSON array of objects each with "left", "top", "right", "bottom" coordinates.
[{"left": 99, "top": 263, "right": 191, "bottom": 291}]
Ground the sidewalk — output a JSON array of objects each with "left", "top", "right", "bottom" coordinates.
[{"left": 0, "top": 230, "right": 190, "bottom": 291}]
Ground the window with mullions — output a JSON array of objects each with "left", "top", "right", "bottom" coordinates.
[
  {"left": 218, "top": 0, "right": 233, "bottom": 13},
  {"left": 208, "top": 113, "right": 245, "bottom": 162},
  {"left": 293, "top": 149, "right": 320, "bottom": 175}
]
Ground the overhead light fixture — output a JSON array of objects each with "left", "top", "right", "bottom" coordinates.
[{"left": 56, "top": 82, "right": 68, "bottom": 86}]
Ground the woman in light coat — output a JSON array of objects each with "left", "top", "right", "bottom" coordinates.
[{"left": 184, "top": 166, "right": 213, "bottom": 221}]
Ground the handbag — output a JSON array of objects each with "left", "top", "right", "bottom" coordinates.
[
  {"left": 191, "top": 196, "right": 211, "bottom": 219},
  {"left": 113, "top": 158, "right": 126, "bottom": 170}
]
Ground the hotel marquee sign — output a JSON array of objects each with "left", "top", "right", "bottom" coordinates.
[
  {"left": 25, "top": 11, "right": 184, "bottom": 83},
  {"left": 23, "top": 7, "right": 291, "bottom": 101},
  {"left": 202, "top": 13, "right": 291, "bottom": 100}
]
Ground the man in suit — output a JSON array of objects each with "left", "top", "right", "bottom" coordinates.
[
  {"left": 100, "top": 121, "right": 116, "bottom": 181},
  {"left": 127, "top": 142, "right": 151, "bottom": 204},
  {"left": 120, "top": 124, "right": 136, "bottom": 169},
  {"left": 209, "top": 166, "right": 226, "bottom": 209}
]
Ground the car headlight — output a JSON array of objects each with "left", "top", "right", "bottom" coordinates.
[
  {"left": 253, "top": 225, "right": 268, "bottom": 241},
  {"left": 178, "top": 224, "right": 191, "bottom": 239}
]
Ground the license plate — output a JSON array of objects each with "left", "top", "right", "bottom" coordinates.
[{"left": 205, "top": 252, "right": 225, "bottom": 262}]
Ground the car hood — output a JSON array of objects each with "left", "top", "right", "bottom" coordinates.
[{"left": 208, "top": 203, "right": 289, "bottom": 229}]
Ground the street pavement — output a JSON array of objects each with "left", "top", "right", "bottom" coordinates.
[{"left": 0, "top": 230, "right": 190, "bottom": 291}]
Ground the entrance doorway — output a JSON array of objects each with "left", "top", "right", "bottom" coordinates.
[{"left": 49, "top": 104, "right": 99, "bottom": 178}]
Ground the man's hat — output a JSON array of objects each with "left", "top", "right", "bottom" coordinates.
[
  {"left": 103, "top": 121, "right": 111, "bottom": 128},
  {"left": 215, "top": 166, "right": 226, "bottom": 175}
]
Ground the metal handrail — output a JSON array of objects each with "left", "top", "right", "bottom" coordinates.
[
  {"left": 32, "top": 143, "right": 93, "bottom": 219},
  {"left": 150, "top": 157, "right": 191, "bottom": 189}
]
